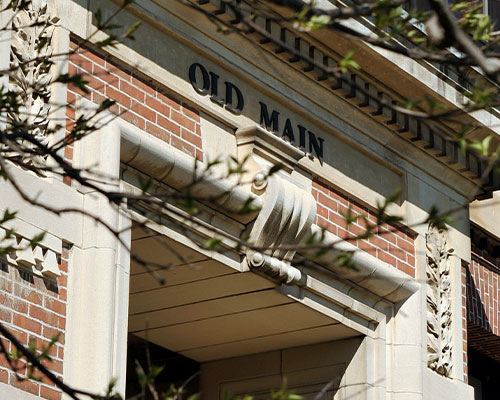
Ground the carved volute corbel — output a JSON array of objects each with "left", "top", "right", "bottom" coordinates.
[
  {"left": 236, "top": 126, "right": 316, "bottom": 284},
  {"left": 426, "top": 224, "right": 454, "bottom": 377}
]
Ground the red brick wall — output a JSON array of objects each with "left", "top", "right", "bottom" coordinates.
[
  {"left": 466, "top": 255, "right": 500, "bottom": 336},
  {"left": 461, "top": 261, "right": 468, "bottom": 382},
  {"left": 312, "top": 179, "right": 416, "bottom": 277},
  {"left": 66, "top": 39, "right": 203, "bottom": 168},
  {"left": 0, "top": 244, "right": 69, "bottom": 400},
  {"left": 465, "top": 250, "right": 500, "bottom": 365}
]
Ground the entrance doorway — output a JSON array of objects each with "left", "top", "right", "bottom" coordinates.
[{"left": 126, "top": 334, "right": 200, "bottom": 399}]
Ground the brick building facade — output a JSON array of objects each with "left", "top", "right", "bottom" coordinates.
[{"left": 0, "top": 0, "right": 500, "bottom": 399}]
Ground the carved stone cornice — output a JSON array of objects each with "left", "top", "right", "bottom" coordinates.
[
  {"left": 426, "top": 224, "right": 453, "bottom": 377},
  {"left": 236, "top": 125, "right": 304, "bottom": 174},
  {"left": 196, "top": 0, "right": 500, "bottom": 195}
]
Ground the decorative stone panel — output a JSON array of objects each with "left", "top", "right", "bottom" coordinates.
[
  {"left": 426, "top": 224, "right": 453, "bottom": 377},
  {"left": 9, "top": 0, "right": 57, "bottom": 162}
]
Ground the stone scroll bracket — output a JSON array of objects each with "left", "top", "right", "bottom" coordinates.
[
  {"left": 236, "top": 126, "right": 316, "bottom": 284},
  {"left": 0, "top": 227, "right": 61, "bottom": 279}
]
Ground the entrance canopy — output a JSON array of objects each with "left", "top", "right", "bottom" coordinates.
[{"left": 128, "top": 226, "right": 359, "bottom": 362}]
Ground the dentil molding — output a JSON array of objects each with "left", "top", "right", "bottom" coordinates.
[{"left": 0, "top": 227, "right": 61, "bottom": 279}]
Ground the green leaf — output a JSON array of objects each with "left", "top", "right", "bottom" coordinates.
[
  {"left": 297, "top": 14, "right": 332, "bottom": 31},
  {"left": 385, "top": 187, "right": 401, "bottom": 205},
  {"left": 268, "top": 163, "right": 284, "bottom": 176},
  {"left": 296, "top": 5, "right": 310, "bottom": 21},
  {"left": 480, "top": 135, "right": 492, "bottom": 156},
  {"left": 205, "top": 157, "right": 222, "bottom": 171},
  {"left": 203, "top": 238, "right": 222, "bottom": 250},
  {"left": 239, "top": 197, "right": 261, "bottom": 214},
  {"left": 148, "top": 365, "right": 164, "bottom": 379},
  {"left": 135, "top": 364, "right": 147, "bottom": 388},
  {"left": 451, "top": 2, "right": 470, "bottom": 11},
  {"left": 339, "top": 206, "right": 356, "bottom": 228},
  {"left": 425, "top": 205, "right": 453, "bottom": 230},
  {"left": 95, "top": 9, "right": 103, "bottom": 29},
  {"left": 138, "top": 175, "right": 153, "bottom": 194},
  {"left": 55, "top": 73, "right": 90, "bottom": 93},
  {"left": 0, "top": 246, "right": 15, "bottom": 255},
  {"left": 336, "top": 251, "right": 356, "bottom": 270},
  {"left": 468, "top": 136, "right": 493, "bottom": 156},
  {"left": 29, "top": 232, "right": 46, "bottom": 247},
  {"left": 49, "top": 334, "right": 60, "bottom": 346},
  {"left": 125, "top": 21, "right": 141, "bottom": 39},
  {"left": 383, "top": 215, "right": 403, "bottom": 227},
  {"left": 105, "top": 378, "right": 119, "bottom": 396},
  {"left": 340, "top": 50, "right": 359, "bottom": 73},
  {"left": 96, "top": 99, "right": 117, "bottom": 113},
  {"left": 402, "top": 98, "right": 421, "bottom": 109},
  {"left": 1, "top": 209, "right": 17, "bottom": 224}
]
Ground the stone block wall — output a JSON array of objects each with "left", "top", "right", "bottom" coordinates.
[
  {"left": 312, "top": 179, "right": 416, "bottom": 277},
  {"left": 201, "top": 338, "right": 363, "bottom": 399},
  {"left": 0, "top": 245, "right": 69, "bottom": 400}
]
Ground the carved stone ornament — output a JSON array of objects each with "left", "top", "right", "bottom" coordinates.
[
  {"left": 246, "top": 173, "right": 316, "bottom": 284},
  {"left": 235, "top": 126, "right": 316, "bottom": 284},
  {"left": 426, "top": 224, "right": 454, "bottom": 377},
  {"left": 9, "top": 0, "right": 57, "bottom": 162},
  {"left": 0, "top": 227, "right": 61, "bottom": 278}
]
